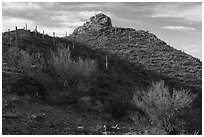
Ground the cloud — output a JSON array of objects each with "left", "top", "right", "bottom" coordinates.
[
  {"left": 2, "top": 2, "right": 114, "bottom": 37},
  {"left": 162, "top": 26, "right": 195, "bottom": 31},
  {"left": 150, "top": 3, "right": 201, "bottom": 22},
  {"left": 183, "top": 44, "right": 202, "bottom": 59},
  {"left": 2, "top": 2, "right": 202, "bottom": 41},
  {"left": 2, "top": 2, "right": 145, "bottom": 36},
  {"left": 2, "top": 17, "right": 36, "bottom": 31},
  {"left": 184, "top": 44, "right": 200, "bottom": 50},
  {"left": 2, "top": 2, "right": 41, "bottom": 11}
]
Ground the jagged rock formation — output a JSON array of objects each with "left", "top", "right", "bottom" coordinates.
[{"left": 73, "top": 13, "right": 112, "bottom": 35}]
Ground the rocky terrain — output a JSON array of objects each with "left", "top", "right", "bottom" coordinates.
[
  {"left": 72, "top": 13, "right": 201, "bottom": 91},
  {"left": 2, "top": 13, "right": 202, "bottom": 134}
]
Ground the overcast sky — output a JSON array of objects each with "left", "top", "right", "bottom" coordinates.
[{"left": 2, "top": 2, "right": 202, "bottom": 60}]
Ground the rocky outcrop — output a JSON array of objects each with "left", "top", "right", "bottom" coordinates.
[{"left": 73, "top": 13, "right": 112, "bottom": 35}]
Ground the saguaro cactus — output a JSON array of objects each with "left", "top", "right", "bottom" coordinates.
[
  {"left": 15, "top": 26, "right": 18, "bottom": 46},
  {"left": 105, "top": 55, "right": 108, "bottom": 69},
  {"left": 43, "top": 30, "right": 45, "bottom": 39},
  {"left": 53, "top": 32, "right": 55, "bottom": 46},
  {"left": 35, "top": 26, "right": 37, "bottom": 37},
  {"left": 25, "top": 23, "right": 27, "bottom": 31},
  {"left": 128, "top": 33, "right": 131, "bottom": 41},
  {"left": 8, "top": 29, "right": 10, "bottom": 37}
]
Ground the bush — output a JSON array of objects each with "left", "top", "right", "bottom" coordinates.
[
  {"left": 11, "top": 49, "right": 53, "bottom": 89},
  {"left": 5, "top": 46, "right": 21, "bottom": 67},
  {"left": 49, "top": 47, "right": 97, "bottom": 92},
  {"left": 6, "top": 46, "right": 97, "bottom": 103},
  {"left": 132, "top": 80, "right": 196, "bottom": 134},
  {"left": 17, "top": 50, "right": 37, "bottom": 75}
]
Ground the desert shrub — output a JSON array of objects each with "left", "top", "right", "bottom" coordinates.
[
  {"left": 14, "top": 50, "right": 50, "bottom": 84},
  {"left": 17, "top": 50, "right": 35, "bottom": 75},
  {"left": 132, "top": 80, "right": 196, "bottom": 134},
  {"left": 5, "top": 47, "right": 49, "bottom": 98},
  {"left": 5, "top": 45, "right": 97, "bottom": 103},
  {"left": 5, "top": 46, "right": 21, "bottom": 67},
  {"left": 49, "top": 46, "right": 97, "bottom": 92},
  {"left": 5, "top": 47, "right": 43, "bottom": 71}
]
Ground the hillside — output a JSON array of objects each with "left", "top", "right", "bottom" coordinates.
[
  {"left": 71, "top": 13, "right": 202, "bottom": 114},
  {"left": 2, "top": 13, "right": 202, "bottom": 134},
  {"left": 72, "top": 13, "right": 202, "bottom": 91}
]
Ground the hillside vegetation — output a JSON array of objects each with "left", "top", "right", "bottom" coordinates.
[{"left": 2, "top": 13, "right": 202, "bottom": 135}]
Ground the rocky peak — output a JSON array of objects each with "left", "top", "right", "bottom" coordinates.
[
  {"left": 88, "top": 13, "right": 112, "bottom": 28},
  {"left": 73, "top": 13, "right": 112, "bottom": 35}
]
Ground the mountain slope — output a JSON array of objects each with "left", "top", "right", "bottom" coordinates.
[
  {"left": 71, "top": 13, "right": 202, "bottom": 94},
  {"left": 70, "top": 14, "right": 202, "bottom": 132}
]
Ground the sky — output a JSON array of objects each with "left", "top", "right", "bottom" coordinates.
[{"left": 2, "top": 2, "right": 202, "bottom": 60}]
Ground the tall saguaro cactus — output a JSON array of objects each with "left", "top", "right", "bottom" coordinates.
[
  {"left": 53, "top": 32, "right": 55, "bottom": 46},
  {"left": 128, "top": 33, "right": 131, "bottom": 41},
  {"left": 15, "top": 26, "right": 18, "bottom": 46},
  {"left": 35, "top": 26, "right": 37, "bottom": 37},
  {"left": 105, "top": 55, "right": 108, "bottom": 70},
  {"left": 8, "top": 29, "right": 10, "bottom": 37},
  {"left": 43, "top": 30, "right": 45, "bottom": 39},
  {"left": 25, "top": 23, "right": 27, "bottom": 31}
]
